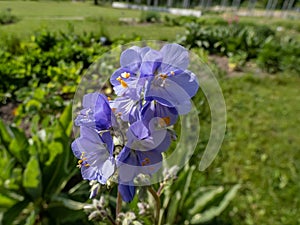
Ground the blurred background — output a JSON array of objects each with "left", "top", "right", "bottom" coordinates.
[{"left": 0, "top": 0, "right": 299, "bottom": 224}]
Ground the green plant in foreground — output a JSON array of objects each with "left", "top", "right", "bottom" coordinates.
[
  {"left": 0, "top": 105, "right": 90, "bottom": 225},
  {"left": 84, "top": 163, "right": 240, "bottom": 225}
]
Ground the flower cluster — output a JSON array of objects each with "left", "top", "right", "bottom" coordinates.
[{"left": 71, "top": 43, "right": 199, "bottom": 202}]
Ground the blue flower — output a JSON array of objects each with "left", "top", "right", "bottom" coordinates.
[
  {"left": 72, "top": 43, "right": 199, "bottom": 203},
  {"left": 118, "top": 184, "right": 136, "bottom": 203},
  {"left": 109, "top": 97, "right": 142, "bottom": 123},
  {"left": 116, "top": 120, "right": 171, "bottom": 202},
  {"left": 71, "top": 127, "right": 115, "bottom": 184},
  {"left": 116, "top": 146, "right": 163, "bottom": 202},
  {"left": 110, "top": 46, "right": 150, "bottom": 99},
  {"left": 75, "top": 92, "right": 116, "bottom": 131},
  {"left": 141, "top": 44, "right": 199, "bottom": 114},
  {"left": 125, "top": 120, "right": 171, "bottom": 152},
  {"left": 141, "top": 100, "right": 178, "bottom": 127}
]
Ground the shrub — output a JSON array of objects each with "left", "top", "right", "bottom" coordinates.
[
  {"left": 178, "top": 23, "right": 274, "bottom": 59},
  {"left": 140, "top": 10, "right": 161, "bottom": 23},
  {"left": 0, "top": 8, "right": 19, "bottom": 25},
  {"left": 257, "top": 37, "right": 300, "bottom": 74}
]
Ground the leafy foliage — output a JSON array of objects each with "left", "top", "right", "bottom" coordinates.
[
  {"left": 0, "top": 28, "right": 111, "bottom": 123},
  {"left": 140, "top": 11, "right": 161, "bottom": 23},
  {"left": 0, "top": 105, "right": 91, "bottom": 225},
  {"left": 178, "top": 22, "right": 300, "bottom": 74},
  {"left": 158, "top": 165, "right": 240, "bottom": 225},
  {"left": 0, "top": 8, "right": 19, "bottom": 25},
  {"left": 257, "top": 36, "right": 300, "bottom": 74},
  {"left": 178, "top": 23, "right": 274, "bottom": 58}
]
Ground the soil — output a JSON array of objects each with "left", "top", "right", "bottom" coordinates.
[
  {"left": 0, "top": 102, "right": 17, "bottom": 124},
  {"left": 209, "top": 55, "right": 229, "bottom": 73}
]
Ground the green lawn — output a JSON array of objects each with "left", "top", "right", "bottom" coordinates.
[
  {"left": 201, "top": 74, "right": 300, "bottom": 225},
  {"left": 0, "top": 1, "right": 184, "bottom": 41}
]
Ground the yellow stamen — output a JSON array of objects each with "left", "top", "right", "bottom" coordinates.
[
  {"left": 121, "top": 72, "right": 130, "bottom": 79},
  {"left": 107, "top": 96, "right": 111, "bottom": 101},
  {"left": 78, "top": 159, "right": 83, "bottom": 165},
  {"left": 160, "top": 74, "right": 168, "bottom": 80},
  {"left": 120, "top": 80, "right": 128, "bottom": 88},
  {"left": 142, "top": 157, "right": 150, "bottom": 166},
  {"left": 162, "top": 117, "right": 171, "bottom": 126},
  {"left": 116, "top": 76, "right": 128, "bottom": 88},
  {"left": 170, "top": 71, "right": 175, "bottom": 75},
  {"left": 84, "top": 163, "right": 90, "bottom": 167},
  {"left": 159, "top": 117, "right": 171, "bottom": 127}
]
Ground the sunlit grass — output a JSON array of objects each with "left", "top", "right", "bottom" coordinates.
[
  {"left": 199, "top": 74, "right": 300, "bottom": 225},
  {"left": 0, "top": 1, "right": 184, "bottom": 40}
]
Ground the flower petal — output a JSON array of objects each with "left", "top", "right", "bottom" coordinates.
[
  {"left": 140, "top": 49, "right": 162, "bottom": 77},
  {"left": 142, "top": 101, "right": 178, "bottom": 126},
  {"left": 127, "top": 120, "right": 149, "bottom": 140},
  {"left": 160, "top": 43, "right": 189, "bottom": 72},
  {"left": 136, "top": 149, "right": 163, "bottom": 174},
  {"left": 120, "top": 47, "right": 142, "bottom": 71},
  {"left": 75, "top": 93, "right": 114, "bottom": 130},
  {"left": 101, "top": 157, "right": 115, "bottom": 181},
  {"left": 145, "top": 77, "right": 192, "bottom": 114},
  {"left": 168, "top": 71, "right": 199, "bottom": 98},
  {"left": 118, "top": 184, "right": 136, "bottom": 203},
  {"left": 110, "top": 97, "right": 140, "bottom": 122},
  {"left": 81, "top": 166, "right": 97, "bottom": 180},
  {"left": 117, "top": 147, "right": 140, "bottom": 183}
]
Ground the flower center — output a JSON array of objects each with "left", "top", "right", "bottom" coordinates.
[
  {"left": 77, "top": 152, "right": 90, "bottom": 168},
  {"left": 121, "top": 72, "right": 130, "bottom": 79},
  {"left": 159, "top": 117, "right": 171, "bottom": 127},
  {"left": 116, "top": 76, "right": 128, "bottom": 88},
  {"left": 153, "top": 73, "right": 168, "bottom": 87},
  {"left": 141, "top": 157, "right": 150, "bottom": 166}
]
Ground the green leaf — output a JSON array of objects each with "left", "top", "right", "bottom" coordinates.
[
  {"left": 51, "top": 195, "right": 85, "bottom": 210},
  {"left": 8, "top": 127, "right": 29, "bottom": 166},
  {"left": 23, "top": 156, "right": 42, "bottom": 200},
  {"left": 190, "top": 184, "right": 241, "bottom": 224},
  {"left": 43, "top": 139, "right": 75, "bottom": 196},
  {"left": 45, "top": 141, "right": 63, "bottom": 166},
  {"left": 2, "top": 200, "right": 30, "bottom": 225},
  {"left": 188, "top": 186, "right": 224, "bottom": 215},
  {"left": 0, "top": 120, "right": 12, "bottom": 147},
  {"left": 25, "top": 99, "right": 42, "bottom": 112},
  {"left": 59, "top": 104, "right": 72, "bottom": 135},
  {"left": 0, "top": 194, "right": 16, "bottom": 208},
  {"left": 25, "top": 210, "right": 36, "bottom": 225},
  {"left": 47, "top": 199, "right": 87, "bottom": 223},
  {"left": 166, "top": 191, "right": 181, "bottom": 225},
  {"left": 179, "top": 165, "right": 195, "bottom": 209}
]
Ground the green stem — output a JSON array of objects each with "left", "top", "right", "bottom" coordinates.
[
  {"left": 157, "top": 183, "right": 165, "bottom": 197},
  {"left": 148, "top": 186, "right": 161, "bottom": 225},
  {"left": 107, "top": 214, "right": 117, "bottom": 225},
  {"left": 116, "top": 190, "right": 122, "bottom": 223}
]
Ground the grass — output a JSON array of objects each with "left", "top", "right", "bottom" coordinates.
[
  {"left": 196, "top": 74, "right": 300, "bottom": 225},
  {"left": 0, "top": 1, "right": 184, "bottom": 41}
]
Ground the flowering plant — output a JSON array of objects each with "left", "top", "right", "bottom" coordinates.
[{"left": 71, "top": 43, "right": 211, "bottom": 224}]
